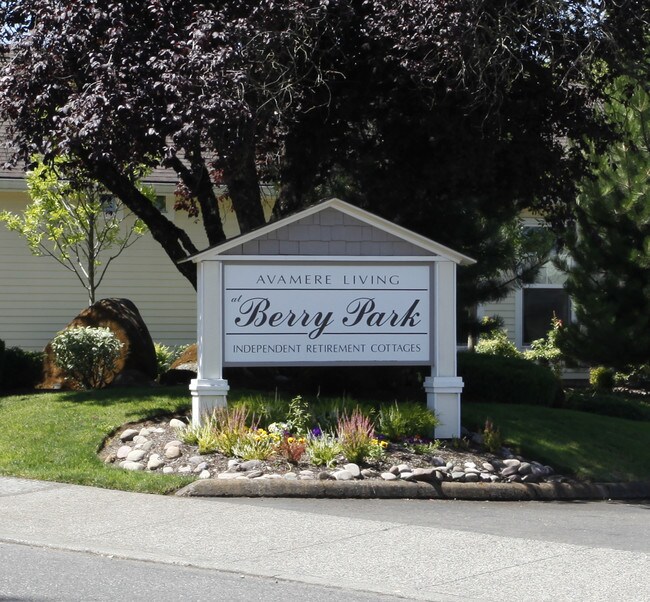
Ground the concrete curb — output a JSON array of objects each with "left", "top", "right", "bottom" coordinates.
[{"left": 176, "top": 478, "right": 650, "bottom": 501}]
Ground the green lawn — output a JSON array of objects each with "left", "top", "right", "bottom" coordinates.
[
  {"left": 0, "top": 387, "right": 648, "bottom": 492},
  {"left": 463, "top": 403, "right": 650, "bottom": 482},
  {"left": 0, "top": 387, "right": 194, "bottom": 493}
]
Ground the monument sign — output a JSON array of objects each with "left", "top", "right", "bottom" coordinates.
[{"left": 187, "top": 198, "right": 475, "bottom": 438}]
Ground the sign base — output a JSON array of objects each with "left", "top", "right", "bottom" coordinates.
[
  {"left": 424, "top": 376, "right": 463, "bottom": 439},
  {"left": 189, "top": 378, "right": 229, "bottom": 426}
]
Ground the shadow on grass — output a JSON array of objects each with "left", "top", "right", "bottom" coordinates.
[{"left": 51, "top": 385, "right": 190, "bottom": 406}]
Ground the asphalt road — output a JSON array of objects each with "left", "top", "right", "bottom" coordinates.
[
  {"left": 0, "top": 477, "right": 648, "bottom": 601},
  {"left": 0, "top": 541, "right": 404, "bottom": 602}
]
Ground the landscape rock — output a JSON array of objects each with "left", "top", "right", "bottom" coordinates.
[
  {"left": 147, "top": 455, "right": 165, "bottom": 470},
  {"left": 103, "top": 417, "right": 571, "bottom": 489},
  {"left": 119, "top": 429, "right": 139, "bottom": 442},
  {"left": 343, "top": 463, "right": 361, "bottom": 478},
  {"left": 333, "top": 470, "right": 353, "bottom": 481},
  {"left": 125, "top": 449, "right": 147, "bottom": 462},
  {"left": 502, "top": 465, "right": 520, "bottom": 477},
  {"left": 165, "top": 446, "right": 182, "bottom": 459},
  {"left": 40, "top": 298, "right": 157, "bottom": 389},
  {"left": 169, "top": 419, "right": 186, "bottom": 429},
  {"left": 116, "top": 445, "right": 132, "bottom": 459}
]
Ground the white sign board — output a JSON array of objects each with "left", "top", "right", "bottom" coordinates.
[{"left": 223, "top": 263, "right": 430, "bottom": 365}]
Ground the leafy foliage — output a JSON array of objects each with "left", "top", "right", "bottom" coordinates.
[
  {"left": 154, "top": 343, "right": 189, "bottom": 377},
  {"left": 524, "top": 316, "right": 566, "bottom": 377},
  {"left": 376, "top": 402, "right": 439, "bottom": 441},
  {"left": 475, "top": 326, "right": 522, "bottom": 359},
  {"left": 0, "top": 158, "right": 152, "bottom": 304},
  {"left": 564, "top": 389, "right": 650, "bottom": 422},
  {"left": 0, "top": 347, "right": 43, "bottom": 391},
  {"left": 481, "top": 419, "right": 503, "bottom": 453},
  {"left": 306, "top": 432, "right": 342, "bottom": 467},
  {"left": 0, "top": 0, "right": 646, "bottom": 299},
  {"left": 458, "top": 352, "right": 562, "bottom": 407},
  {"left": 336, "top": 408, "right": 376, "bottom": 464},
  {"left": 285, "top": 395, "right": 312, "bottom": 435},
  {"left": 0, "top": 338, "right": 4, "bottom": 386},
  {"left": 558, "top": 78, "right": 650, "bottom": 370},
  {"left": 50, "top": 327, "right": 123, "bottom": 389},
  {"left": 589, "top": 366, "right": 616, "bottom": 391}
]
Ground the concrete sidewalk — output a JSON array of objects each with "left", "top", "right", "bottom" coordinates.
[{"left": 1, "top": 476, "right": 648, "bottom": 601}]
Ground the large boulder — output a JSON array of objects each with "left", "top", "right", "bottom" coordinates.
[
  {"left": 40, "top": 298, "right": 157, "bottom": 389},
  {"left": 160, "top": 344, "right": 197, "bottom": 385}
]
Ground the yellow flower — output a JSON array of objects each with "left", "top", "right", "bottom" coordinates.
[
  {"left": 257, "top": 428, "right": 267, "bottom": 435},
  {"left": 298, "top": 437, "right": 306, "bottom": 444},
  {"left": 380, "top": 441, "right": 389, "bottom": 449},
  {"left": 287, "top": 437, "right": 295, "bottom": 444},
  {"left": 371, "top": 438, "right": 379, "bottom": 446}
]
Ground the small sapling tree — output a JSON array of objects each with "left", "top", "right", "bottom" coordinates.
[{"left": 0, "top": 158, "right": 154, "bottom": 305}]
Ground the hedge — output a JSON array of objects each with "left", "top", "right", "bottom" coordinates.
[
  {"left": 458, "top": 352, "right": 562, "bottom": 407},
  {"left": 0, "top": 347, "right": 44, "bottom": 392}
]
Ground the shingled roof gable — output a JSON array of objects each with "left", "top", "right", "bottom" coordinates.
[{"left": 188, "top": 198, "right": 475, "bottom": 265}]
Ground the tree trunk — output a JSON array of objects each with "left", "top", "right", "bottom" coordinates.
[
  {"left": 92, "top": 161, "right": 200, "bottom": 290},
  {"left": 223, "top": 122, "right": 266, "bottom": 234},
  {"left": 166, "top": 153, "right": 227, "bottom": 247}
]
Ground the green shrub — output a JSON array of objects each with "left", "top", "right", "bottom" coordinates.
[
  {"left": 206, "top": 405, "right": 253, "bottom": 456},
  {"left": 306, "top": 432, "right": 342, "bottom": 467},
  {"left": 564, "top": 389, "right": 650, "bottom": 421},
  {"left": 0, "top": 338, "right": 5, "bottom": 386},
  {"left": 154, "top": 343, "right": 190, "bottom": 377},
  {"left": 589, "top": 366, "right": 616, "bottom": 390},
  {"left": 458, "top": 351, "right": 562, "bottom": 407},
  {"left": 0, "top": 347, "right": 44, "bottom": 391},
  {"left": 376, "top": 401, "right": 439, "bottom": 441},
  {"left": 614, "top": 364, "right": 650, "bottom": 392},
  {"left": 482, "top": 418, "right": 503, "bottom": 453},
  {"left": 230, "top": 395, "right": 289, "bottom": 427},
  {"left": 286, "top": 395, "right": 313, "bottom": 434},
  {"left": 50, "top": 327, "right": 123, "bottom": 389},
  {"left": 475, "top": 328, "right": 523, "bottom": 359},
  {"left": 523, "top": 316, "right": 565, "bottom": 377}
]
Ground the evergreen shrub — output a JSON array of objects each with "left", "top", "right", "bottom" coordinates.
[
  {"left": 564, "top": 389, "right": 650, "bottom": 421},
  {"left": 458, "top": 352, "right": 562, "bottom": 407},
  {"left": 589, "top": 366, "right": 615, "bottom": 390},
  {"left": 0, "top": 338, "right": 5, "bottom": 385},
  {"left": 0, "top": 347, "right": 44, "bottom": 391}
]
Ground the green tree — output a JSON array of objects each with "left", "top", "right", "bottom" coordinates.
[
  {"left": 0, "top": 158, "right": 152, "bottom": 305},
  {"left": 559, "top": 79, "right": 650, "bottom": 370},
  {"left": 0, "top": 1, "right": 646, "bottom": 293}
]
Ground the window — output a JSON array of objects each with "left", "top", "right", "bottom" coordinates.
[
  {"left": 516, "top": 217, "right": 572, "bottom": 347},
  {"left": 522, "top": 287, "right": 570, "bottom": 345}
]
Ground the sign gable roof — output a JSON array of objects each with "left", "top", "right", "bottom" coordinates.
[{"left": 188, "top": 198, "right": 475, "bottom": 265}]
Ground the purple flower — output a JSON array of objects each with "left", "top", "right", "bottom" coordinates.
[{"left": 311, "top": 427, "right": 323, "bottom": 438}]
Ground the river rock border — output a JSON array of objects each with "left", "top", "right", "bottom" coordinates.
[{"left": 102, "top": 417, "right": 570, "bottom": 486}]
